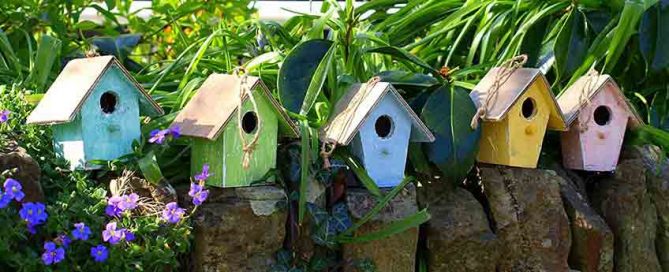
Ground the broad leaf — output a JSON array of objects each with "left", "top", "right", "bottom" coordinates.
[
  {"left": 365, "top": 46, "right": 440, "bottom": 75},
  {"left": 278, "top": 39, "right": 333, "bottom": 113},
  {"left": 554, "top": 9, "right": 589, "bottom": 79},
  {"left": 639, "top": 0, "right": 669, "bottom": 72},
  {"left": 420, "top": 84, "right": 481, "bottom": 184}
]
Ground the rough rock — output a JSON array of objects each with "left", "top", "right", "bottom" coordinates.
[
  {"left": 623, "top": 146, "right": 669, "bottom": 271},
  {"left": 558, "top": 174, "right": 613, "bottom": 272},
  {"left": 591, "top": 157, "right": 661, "bottom": 272},
  {"left": 191, "top": 185, "right": 287, "bottom": 272},
  {"left": 0, "top": 144, "right": 43, "bottom": 202},
  {"left": 479, "top": 166, "right": 571, "bottom": 272},
  {"left": 422, "top": 185, "right": 499, "bottom": 272},
  {"left": 342, "top": 184, "right": 418, "bottom": 272}
]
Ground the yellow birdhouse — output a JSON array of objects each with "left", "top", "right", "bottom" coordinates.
[{"left": 470, "top": 66, "right": 566, "bottom": 168}]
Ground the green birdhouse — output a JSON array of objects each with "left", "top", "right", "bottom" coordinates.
[{"left": 172, "top": 74, "right": 298, "bottom": 187}]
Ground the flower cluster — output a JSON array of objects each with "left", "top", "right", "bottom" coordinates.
[
  {"left": 148, "top": 126, "right": 180, "bottom": 144},
  {"left": 189, "top": 164, "right": 210, "bottom": 206},
  {"left": 102, "top": 222, "right": 134, "bottom": 245},
  {"left": 105, "top": 193, "right": 139, "bottom": 217},
  {"left": 162, "top": 202, "right": 185, "bottom": 224},
  {"left": 41, "top": 242, "right": 65, "bottom": 265},
  {"left": 0, "top": 109, "right": 9, "bottom": 123},
  {"left": 19, "top": 202, "right": 47, "bottom": 233}
]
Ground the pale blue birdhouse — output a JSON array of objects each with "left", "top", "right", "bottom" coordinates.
[
  {"left": 321, "top": 81, "right": 435, "bottom": 187},
  {"left": 27, "top": 56, "right": 164, "bottom": 170}
]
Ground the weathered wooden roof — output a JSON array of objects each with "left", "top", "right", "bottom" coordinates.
[
  {"left": 171, "top": 74, "right": 298, "bottom": 140},
  {"left": 557, "top": 74, "right": 643, "bottom": 127},
  {"left": 470, "top": 67, "right": 566, "bottom": 130},
  {"left": 27, "top": 56, "right": 163, "bottom": 125},
  {"left": 321, "top": 82, "right": 435, "bottom": 145}
]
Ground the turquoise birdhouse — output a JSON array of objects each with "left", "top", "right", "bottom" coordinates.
[
  {"left": 321, "top": 80, "right": 435, "bottom": 187},
  {"left": 27, "top": 56, "right": 164, "bottom": 170}
]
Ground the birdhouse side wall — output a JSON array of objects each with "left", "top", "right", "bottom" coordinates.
[
  {"left": 506, "top": 81, "right": 550, "bottom": 168},
  {"left": 352, "top": 94, "right": 412, "bottom": 188},
  {"left": 52, "top": 116, "right": 85, "bottom": 170},
  {"left": 80, "top": 65, "right": 141, "bottom": 163},
  {"left": 560, "top": 120, "right": 584, "bottom": 170},
  {"left": 577, "top": 86, "right": 629, "bottom": 171},
  {"left": 192, "top": 91, "right": 279, "bottom": 188}
]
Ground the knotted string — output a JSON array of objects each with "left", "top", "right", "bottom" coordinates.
[
  {"left": 233, "top": 67, "right": 262, "bottom": 169},
  {"left": 320, "top": 76, "right": 381, "bottom": 169},
  {"left": 470, "top": 55, "right": 528, "bottom": 129},
  {"left": 578, "top": 68, "right": 600, "bottom": 132}
]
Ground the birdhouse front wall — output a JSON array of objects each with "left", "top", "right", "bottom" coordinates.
[
  {"left": 52, "top": 65, "right": 142, "bottom": 169},
  {"left": 350, "top": 94, "right": 412, "bottom": 187},
  {"left": 477, "top": 80, "right": 550, "bottom": 168},
  {"left": 561, "top": 85, "right": 629, "bottom": 171},
  {"left": 191, "top": 91, "right": 279, "bottom": 187}
]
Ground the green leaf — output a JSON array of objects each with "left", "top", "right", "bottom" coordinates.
[
  {"left": 639, "top": 0, "right": 669, "bottom": 71},
  {"left": 365, "top": 46, "right": 440, "bottom": 75},
  {"left": 603, "top": 0, "right": 657, "bottom": 72},
  {"left": 298, "top": 120, "right": 311, "bottom": 224},
  {"left": 333, "top": 149, "right": 382, "bottom": 198},
  {"left": 420, "top": 84, "right": 480, "bottom": 184},
  {"left": 28, "top": 35, "right": 61, "bottom": 91},
  {"left": 278, "top": 40, "right": 334, "bottom": 113},
  {"left": 244, "top": 52, "right": 282, "bottom": 73},
  {"left": 338, "top": 209, "right": 430, "bottom": 243},
  {"left": 554, "top": 9, "right": 590, "bottom": 80},
  {"left": 300, "top": 42, "right": 336, "bottom": 115},
  {"left": 137, "top": 151, "right": 164, "bottom": 184}
]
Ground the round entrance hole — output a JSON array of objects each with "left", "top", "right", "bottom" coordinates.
[
  {"left": 242, "top": 111, "right": 258, "bottom": 134},
  {"left": 521, "top": 97, "right": 536, "bottom": 119},
  {"left": 100, "top": 91, "right": 118, "bottom": 114},
  {"left": 375, "top": 115, "right": 393, "bottom": 139},
  {"left": 593, "top": 105, "right": 612, "bottom": 126}
]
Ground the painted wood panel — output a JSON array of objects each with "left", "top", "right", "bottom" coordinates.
[
  {"left": 80, "top": 65, "right": 141, "bottom": 163},
  {"left": 351, "top": 94, "right": 412, "bottom": 187},
  {"left": 53, "top": 115, "right": 85, "bottom": 169},
  {"left": 574, "top": 85, "right": 629, "bottom": 171},
  {"left": 192, "top": 88, "right": 278, "bottom": 187},
  {"left": 476, "top": 80, "right": 550, "bottom": 168}
]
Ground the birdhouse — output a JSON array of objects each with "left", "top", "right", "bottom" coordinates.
[
  {"left": 321, "top": 81, "right": 435, "bottom": 188},
  {"left": 557, "top": 74, "right": 643, "bottom": 171},
  {"left": 26, "top": 56, "right": 164, "bottom": 170},
  {"left": 470, "top": 68, "right": 566, "bottom": 168},
  {"left": 171, "top": 74, "right": 298, "bottom": 188}
]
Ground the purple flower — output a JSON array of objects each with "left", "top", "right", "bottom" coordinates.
[
  {"left": 188, "top": 183, "right": 209, "bottom": 206},
  {"left": 102, "top": 222, "right": 123, "bottom": 245},
  {"left": 0, "top": 191, "right": 11, "bottom": 208},
  {"left": 27, "top": 223, "right": 37, "bottom": 234},
  {"left": 122, "top": 229, "right": 135, "bottom": 242},
  {"left": 169, "top": 126, "right": 181, "bottom": 139},
  {"left": 90, "top": 244, "right": 108, "bottom": 262},
  {"left": 118, "top": 193, "right": 139, "bottom": 211},
  {"left": 72, "top": 222, "right": 91, "bottom": 241},
  {"left": 19, "top": 202, "right": 47, "bottom": 226},
  {"left": 194, "top": 164, "right": 211, "bottom": 181},
  {"left": 56, "top": 234, "right": 71, "bottom": 248},
  {"left": 4, "top": 178, "right": 24, "bottom": 201},
  {"left": 41, "top": 241, "right": 65, "bottom": 265},
  {"left": 148, "top": 129, "right": 168, "bottom": 144},
  {"left": 161, "top": 202, "right": 185, "bottom": 224},
  {"left": 105, "top": 196, "right": 122, "bottom": 217},
  {"left": 0, "top": 110, "right": 9, "bottom": 123}
]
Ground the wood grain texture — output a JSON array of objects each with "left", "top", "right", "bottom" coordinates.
[
  {"left": 477, "top": 80, "right": 551, "bottom": 168},
  {"left": 191, "top": 92, "right": 278, "bottom": 188},
  {"left": 350, "top": 94, "right": 412, "bottom": 187}
]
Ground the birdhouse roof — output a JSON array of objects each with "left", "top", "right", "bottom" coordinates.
[
  {"left": 27, "top": 56, "right": 164, "bottom": 125},
  {"left": 470, "top": 67, "right": 566, "bottom": 130},
  {"left": 321, "top": 82, "right": 435, "bottom": 145},
  {"left": 557, "top": 74, "right": 643, "bottom": 128},
  {"left": 172, "top": 74, "right": 299, "bottom": 140}
]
